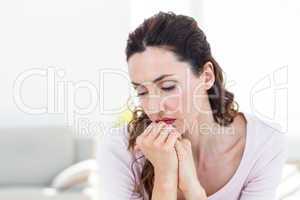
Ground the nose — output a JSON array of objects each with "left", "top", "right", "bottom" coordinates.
[{"left": 146, "top": 94, "right": 165, "bottom": 115}]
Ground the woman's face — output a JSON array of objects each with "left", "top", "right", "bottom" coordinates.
[{"left": 128, "top": 47, "right": 214, "bottom": 134}]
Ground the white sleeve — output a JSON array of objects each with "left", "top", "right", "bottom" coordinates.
[{"left": 96, "top": 127, "right": 143, "bottom": 200}]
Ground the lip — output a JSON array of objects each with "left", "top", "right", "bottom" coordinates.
[{"left": 155, "top": 118, "right": 176, "bottom": 125}]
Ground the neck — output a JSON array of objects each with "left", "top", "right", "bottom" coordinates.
[{"left": 183, "top": 112, "right": 238, "bottom": 165}]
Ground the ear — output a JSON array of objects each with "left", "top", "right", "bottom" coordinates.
[{"left": 201, "top": 61, "right": 215, "bottom": 90}]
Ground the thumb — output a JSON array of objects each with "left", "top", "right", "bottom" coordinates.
[
  {"left": 180, "top": 138, "right": 192, "bottom": 151},
  {"left": 175, "top": 140, "right": 186, "bottom": 161}
]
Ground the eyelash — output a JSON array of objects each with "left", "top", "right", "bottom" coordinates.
[{"left": 137, "top": 86, "right": 176, "bottom": 96}]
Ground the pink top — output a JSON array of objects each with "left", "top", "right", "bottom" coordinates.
[{"left": 96, "top": 113, "right": 287, "bottom": 200}]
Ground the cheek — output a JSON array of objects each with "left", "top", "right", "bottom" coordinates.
[
  {"left": 162, "top": 94, "right": 182, "bottom": 114},
  {"left": 167, "top": 86, "right": 194, "bottom": 117},
  {"left": 139, "top": 99, "right": 152, "bottom": 115}
]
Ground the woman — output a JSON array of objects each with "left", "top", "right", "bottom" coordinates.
[{"left": 97, "top": 12, "right": 287, "bottom": 200}]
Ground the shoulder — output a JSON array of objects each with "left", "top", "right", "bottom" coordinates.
[
  {"left": 243, "top": 113, "right": 288, "bottom": 177},
  {"left": 95, "top": 124, "right": 129, "bottom": 167},
  {"left": 96, "top": 123, "right": 145, "bottom": 167},
  {"left": 96, "top": 124, "right": 131, "bottom": 160},
  {"left": 237, "top": 114, "right": 288, "bottom": 198},
  {"left": 95, "top": 124, "right": 146, "bottom": 199},
  {"left": 97, "top": 124, "right": 130, "bottom": 148}
]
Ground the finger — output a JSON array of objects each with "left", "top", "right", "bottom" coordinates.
[
  {"left": 174, "top": 140, "right": 185, "bottom": 160},
  {"left": 174, "top": 139, "right": 183, "bottom": 151},
  {"left": 154, "top": 125, "right": 175, "bottom": 144},
  {"left": 136, "top": 123, "right": 154, "bottom": 146},
  {"left": 165, "top": 131, "right": 181, "bottom": 148},
  {"left": 136, "top": 122, "right": 160, "bottom": 148},
  {"left": 146, "top": 121, "right": 166, "bottom": 141},
  {"left": 181, "top": 138, "right": 192, "bottom": 151},
  {"left": 140, "top": 122, "right": 155, "bottom": 138}
]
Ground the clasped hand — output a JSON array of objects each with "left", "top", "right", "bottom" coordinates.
[{"left": 134, "top": 122, "right": 207, "bottom": 200}]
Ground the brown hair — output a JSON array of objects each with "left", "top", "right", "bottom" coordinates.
[{"left": 125, "top": 11, "right": 238, "bottom": 199}]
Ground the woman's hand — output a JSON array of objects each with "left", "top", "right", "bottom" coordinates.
[
  {"left": 175, "top": 138, "right": 207, "bottom": 200},
  {"left": 134, "top": 122, "right": 181, "bottom": 181}
]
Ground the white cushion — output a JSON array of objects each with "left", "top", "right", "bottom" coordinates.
[{"left": 51, "top": 159, "right": 97, "bottom": 190}]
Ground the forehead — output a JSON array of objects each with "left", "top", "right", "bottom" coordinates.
[{"left": 128, "top": 47, "right": 191, "bottom": 83}]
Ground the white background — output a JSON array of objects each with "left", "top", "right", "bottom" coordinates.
[
  {"left": 0, "top": 0, "right": 298, "bottom": 137},
  {"left": 0, "top": 1, "right": 299, "bottom": 198}
]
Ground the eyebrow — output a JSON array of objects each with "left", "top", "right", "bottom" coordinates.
[{"left": 131, "top": 74, "right": 175, "bottom": 86}]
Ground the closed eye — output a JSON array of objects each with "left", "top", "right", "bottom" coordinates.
[
  {"left": 161, "top": 85, "right": 176, "bottom": 91},
  {"left": 137, "top": 85, "right": 176, "bottom": 96},
  {"left": 137, "top": 92, "right": 147, "bottom": 96}
]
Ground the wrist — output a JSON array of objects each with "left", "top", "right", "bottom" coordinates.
[
  {"left": 154, "top": 166, "right": 177, "bottom": 179},
  {"left": 182, "top": 181, "right": 207, "bottom": 200},
  {"left": 154, "top": 168, "right": 177, "bottom": 190},
  {"left": 152, "top": 168, "right": 178, "bottom": 200}
]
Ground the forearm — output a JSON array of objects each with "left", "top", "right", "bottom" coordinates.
[{"left": 151, "top": 170, "right": 177, "bottom": 200}]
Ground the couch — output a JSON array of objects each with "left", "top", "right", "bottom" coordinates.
[{"left": 0, "top": 126, "right": 98, "bottom": 200}]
